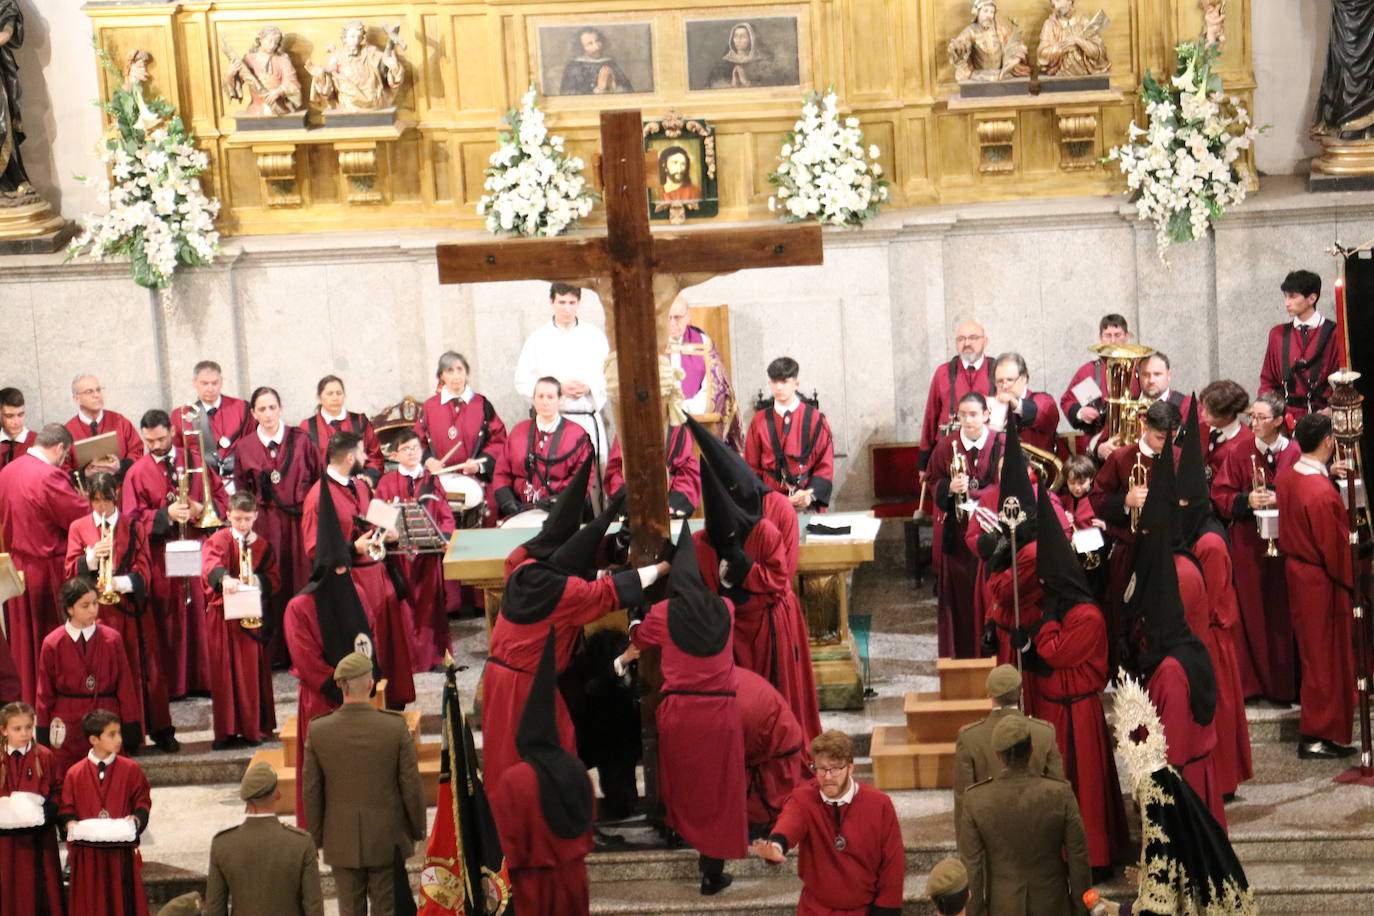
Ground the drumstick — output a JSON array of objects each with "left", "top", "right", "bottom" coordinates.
[{"left": 436, "top": 439, "right": 464, "bottom": 466}]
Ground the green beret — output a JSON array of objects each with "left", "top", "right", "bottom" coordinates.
[
  {"left": 333, "top": 651, "right": 373, "bottom": 682},
  {"left": 239, "top": 760, "right": 278, "bottom": 801},
  {"left": 991, "top": 714, "right": 1031, "bottom": 752},
  {"left": 926, "top": 856, "right": 968, "bottom": 896},
  {"left": 985, "top": 664, "right": 1021, "bottom": 698},
  {"left": 157, "top": 891, "right": 203, "bottom": 916}
]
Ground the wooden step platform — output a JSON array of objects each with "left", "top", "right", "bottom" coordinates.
[
  {"left": 936, "top": 657, "right": 996, "bottom": 700},
  {"left": 870, "top": 726, "right": 955, "bottom": 790},
  {"left": 870, "top": 656, "right": 996, "bottom": 790},
  {"left": 278, "top": 705, "right": 421, "bottom": 768},
  {"left": 903, "top": 692, "right": 994, "bottom": 743}
]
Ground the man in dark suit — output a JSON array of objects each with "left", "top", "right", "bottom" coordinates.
[{"left": 303, "top": 652, "right": 425, "bottom": 916}]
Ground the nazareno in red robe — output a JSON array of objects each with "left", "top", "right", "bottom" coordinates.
[
  {"left": 1211, "top": 436, "right": 1299, "bottom": 702},
  {"left": 603, "top": 427, "right": 701, "bottom": 517},
  {"left": 693, "top": 525, "right": 822, "bottom": 743},
  {"left": 493, "top": 418, "right": 592, "bottom": 518},
  {"left": 232, "top": 426, "right": 322, "bottom": 664},
  {"left": 283, "top": 592, "right": 341, "bottom": 827},
  {"left": 0, "top": 740, "right": 65, "bottom": 916},
  {"left": 769, "top": 781, "right": 906, "bottom": 914},
  {"left": 734, "top": 666, "right": 809, "bottom": 831},
  {"left": 1276, "top": 467, "right": 1355, "bottom": 747},
  {"left": 415, "top": 390, "right": 508, "bottom": 525},
  {"left": 926, "top": 430, "right": 1002, "bottom": 658},
  {"left": 762, "top": 490, "right": 800, "bottom": 580},
  {"left": 59, "top": 753, "right": 152, "bottom": 916},
  {"left": 743, "top": 403, "right": 836, "bottom": 510},
  {"left": 65, "top": 513, "right": 173, "bottom": 741},
  {"left": 1149, "top": 655, "right": 1224, "bottom": 831},
  {"left": 35, "top": 624, "right": 140, "bottom": 777},
  {"left": 1032, "top": 603, "right": 1132, "bottom": 868},
  {"left": 299, "top": 410, "right": 385, "bottom": 484},
  {"left": 301, "top": 475, "right": 416, "bottom": 706},
  {"left": 375, "top": 468, "right": 457, "bottom": 671},
  {"left": 0, "top": 452, "right": 90, "bottom": 703},
  {"left": 121, "top": 449, "right": 229, "bottom": 697},
  {"left": 202, "top": 528, "right": 280, "bottom": 744},
  {"left": 631, "top": 596, "right": 748, "bottom": 861},
  {"left": 487, "top": 759, "right": 594, "bottom": 916},
  {"left": 986, "top": 544, "right": 1044, "bottom": 715}
]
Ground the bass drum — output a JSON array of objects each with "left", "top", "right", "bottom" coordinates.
[
  {"left": 499, "top": 508, "right": 549, "bottom": 529},
  {"left": 440, "top": 473, "right": 487, "bottom": 529}
]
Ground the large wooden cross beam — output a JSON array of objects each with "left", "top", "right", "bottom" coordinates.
[{"left": 436, "top": 109, "right": 823, "bottom": 564}]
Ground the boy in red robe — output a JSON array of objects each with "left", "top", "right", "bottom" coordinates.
[
  {"left": 488, "top": 628, "right": 595, "bottom": 915},
  {"left": 58, "top": 709, "right": 152, "bottom": 916},
  {"left": 0, "top": 387, "right": 36, "bottom": 472},
  {"left": 734, "top": 666, "right": 808, "bottom": 834},
  {"left": 65, "top": 471, "right": 176, "bottom": 754},
  {"left": 628, "top": 523, "right": 747, "bottom": 895},
  {"left": 604, "top": 425, "right": 701, "bottom": 518},
  {"left": 1276, "top": 412, "right": 1357, "bottom": 759},
  {"left": 1196, "top": 380, "right": 1254, "bottom": 481},
  {"left": 494, "top": 377, "right": 593, "bottom": 521},
  {"left": 744, "top": 357, "right": 835, "bottom": 512},
  {"left": 1257, "top": 269, "right": 1345, "bottom": 422},
  {"left": 750, "top": 729, "right": 905, "bottom": 915},
  {"left": 0, "top": 700, "right": 65, "bottom": 916},
  {"left": 202, "top": 491, "right": 279, "bottom": 749}
]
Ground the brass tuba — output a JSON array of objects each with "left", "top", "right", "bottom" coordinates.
[
  {"left": 1090, "top": 343, "right": 1155, "bottom": 448},
  {"left": 1020, "top": 442, "right": 1064, "bottom": 492}
]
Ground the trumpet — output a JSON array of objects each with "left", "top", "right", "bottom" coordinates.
[
  {"left": 365, "top": 527, "right": 387, "bottom": 562},
  {"left": 949, "top": 450, "right": 971, "bottom": 520},
  {"left": 237, "top": 536, "right": 262, "bottom": 630},
  {"left": 1128, "top": 452, "right": 1148, "bottom": 533},
  {"left": 1251, "top": 455, "right": 1280, "bottom": 558},
  {"left": 95, "top": 517, "right": 120, "bottom": 605}
]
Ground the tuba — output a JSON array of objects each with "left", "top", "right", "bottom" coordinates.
[
  {"left": 238, "top": 536, "right": 262, "bottom": 630},
  {"left": 1020, "top": 442, "right": 1064, "bottom": 492},
  {"left": 1090, "top": 343, "right": 1155, "bottom": 448},
  {"left": 96, "top": 517, "right": 120, "bottom": 605}
]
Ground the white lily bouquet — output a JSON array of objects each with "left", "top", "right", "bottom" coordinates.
[
  {"left": 67, "top": 51, "right": 220, "bottom": 290},
  {"left": 479, "top": 86, "right": 597, "bottom": 237},
  {"left": 1108, "top": 41, "right": 1259, "bottom": 260},
  {"left": 768, "top": 88, "right": 888, "bottom": 228}
]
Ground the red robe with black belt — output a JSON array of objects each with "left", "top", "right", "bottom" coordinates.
[
  {"left": 1258, "top": 318, "right": 1345, "bottom": 421},
  {"left": 1212, "top": 437, "right": 1299, "bottom": 701},
  {"left": 1032, "top": 603, "right": 1131, "bottom": 868},
  {"left": 1276, "top": 467, "right": 1354, "bottom": 746},
  {"left": 202, "top": 528, "right": 279, "bottom": 744},
  {"left": 62, "top": 411, "right": 144, "bottom": 473},
  {"left": 763, "top": 490, "right": 800, "bottom": 580},
  {"left": 744, "top": 403, "right": 836, "bottom": 510},
  {"left": 59, "top": 753, "right": 151, "bottom": 916},
  {"left": 36, "top": 624, "right": 140, "bottom": 777},
  {"left": 487, "top": 759, "right": 593, "bottom": 916},
  {"left": 694, "top": 526, "right": 821, "bottom": 742},
  {"left": 926, "top": 431, "right": 1002, "bottom": 658},
  {"left": 0, "top": 740, "right": 65, "bottom": 916},
  {"left": 604, "top": 427, "right": 701, "bottom": 517},
  {"left": 770, "top": 781, "right": 905, "bottom": 915},
  {"left": 1148, "top": 656, "right": 1224, "bottom": 830},
  {"left": 301, "top": 475, "right": 416, "bottom": 707},
  {"left": 735, "top": 667, "right": 809, "bottom": 830},
  {"left": 375, "top": 468, "right": 457, "bottom": 671},
  {"left": 0, "top": 430, "right": 35, "bottom": 472},
  {"left": 1187, "top": 533, "right": 1253, "bottom": 795},
  {"left": 0, "top": 453, "right": 89, "bottom": 703},
  {"left": 282, "top": 593, "right": 341, "bottom": 826},
  {"left": 121, "top": 449, "right": 229, "bottom": 697},
  {"left": 493, "top": 419, "right": 592, "bottom": 518},
  {"left": 918, "top": 356, "right": 996, "bottom": 469},
  {"left": 415, "top": 390, "right": 508, "bottom": 525},
  {"left": 631, "top": 596, "right": 747, "bottom": 861},
  {"left": 64, "top": 514, "right": 172, "bottom": 739},
  {"left": 299, "top": 410, "right": 384, "bottom": 483}
]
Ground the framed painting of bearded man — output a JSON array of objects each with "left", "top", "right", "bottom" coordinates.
[
  {"left": 644, "top": 112, "right": 718, "bottom": 223},
  {"left": 537, "top": 22, "right": 655, "bottom": 96}
]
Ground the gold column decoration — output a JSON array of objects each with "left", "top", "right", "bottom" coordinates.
[
  {"left": 252, "top": 145, "right": 301, "bottom": 208},
  {"left": 1057, "top": 109, "right": 1101, "bottom": 171},
  {"left": 336, "top": 142, "right": 383, "bottom": 204},
  {"left": 975, "top": 117, "right": 1016, "bottom": 174}
]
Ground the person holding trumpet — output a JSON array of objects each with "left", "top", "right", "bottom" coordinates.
[{"left": 415, "top": 350, "right": 508, "bottom": 526}]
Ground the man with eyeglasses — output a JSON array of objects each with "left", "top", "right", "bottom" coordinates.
[
  {"left": 919, "top": 320, "right": 995, "bottom": 472},
  {"left": 749, "top": 729, "right": 905, "bottom": 915},
  {"left": 1060, "top": 313, "right": 1133, "bottom": 442},
  {"left": 63, "top": 374, "right": 144, "bottom": 478},
  {"left": 989, "top": 352, "right": 1060, "bottom": 454}
]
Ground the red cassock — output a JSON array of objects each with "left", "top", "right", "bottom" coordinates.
[
  {"left": 735, "top": 667, "right": 809, "bottom": 830},
  {"left": 282, "top": 593, "right": 341, "bottom": 827},
  {"left": 926, "top": 431, "right": 1002, "bottom": 658},
  {"left": 302, "top": 477, "right": 417, "bottom": 704},
  {"left": 414, "top": 391, "right": 509, "bottom": 525},
  {"left": 1032, "top": 603, "right": 1131, "bottom": 868},
  {"left": 1211, "top": 438, "right": 1300, "bottom": 701},
  {"left": 1148, "top": 656, "right": 1224, "bottom": 831},
  {"left": 1204, "top": 426, "right": 1253, "bottom": 484},
  {"left": 1276, "top": 468, "right": 1354, "bottom": 746},
  {"left": 770, "top": 781, "right": 905, "bottom": 915},
  {"left": 0, "top": 453, "right": 89, "bottom": 703},
  {"left": 918, "top": 357, "right": 996, "bottom": 469},
  {"left": 299, "top": 410, "right": 384, "bottom": 482},
  {"left": 1006, "top": 392, "right": 1061, "bottom": 455},
  {"left": 693, "top": 527, "right": 822, "bottom": 742},
  {"left": 762, "top": 490, "right": 800, "bottom": 581},
  {"left": 1061, "top": 358, "right": 1139, "bottom": 440},
  {"left": 64, "top": 514, "right": 172, "bottom": 739},
  {"left": 482, "top": 568, "right": 635, "bottom": 792},
  {"left": 36, "top": 624, "right": 140, "bottom": 776},
  {"left": 487, "top": 760, "right": 594, "bottom": 916},
  {"left": 0, "top": 740, "right": 65, "bottom": 916},
  {"left": 202, "top": 528, "right": 280, "bottom": 744},
  {"left": 493, "top": 419, "right": 592, "bottom": 518},
  {"left": 631, "top": 597, "right": 748, "bottom": 861},
  {"left": 604, "top": 427, "right": 701, "bottom": 516},
  {"left": 121, "top": 449, "right": 229, "bottom": 697},
  {"left": 62, "top": 411, "right": 144, "bottom": 472},
  {"left": 1188, "top": 533, "right": 1253, "bottom": 795},
  {"left": 743, "top": 404, "right": 836, "bottom": 510},
  {"left": 232, "top": 427, "right": 322, "bottom": 659},
  {"left": 375, "top": 469, "right": 457, "bottom": 671},
  {"left": 986, "top": 546, "right": 1044, "bottom": 715},
  {"left": 172, "top": 397, "right": 255, "bottom": 471},
  {"left": 0, "top": 430, "right": 36, "bottom": 471},
  {"left": 59, "top": 754, "right": 152, "bottom": 916},
  {"left": 1258, "top": 319, "right": 1346, "bottom": 421}
]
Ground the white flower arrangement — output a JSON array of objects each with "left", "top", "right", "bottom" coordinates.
[
  {"left": 478, "top": 86, "right": 597, "bottom": 238},
  {"left": 768, "top": 88, "right": 888, "bottom": 228},
  {"left": 66, "top": 51, "right": 220, "bottom": 290},
  {"left": 1107, "top": 41, "right": 1259, "bottom": 260}
]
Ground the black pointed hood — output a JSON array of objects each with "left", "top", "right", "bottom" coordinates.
[
  {"left": 519, "top": 454, "right": 593, "bottom": 561},
  {"left": 987, "top": 414, "right": 1039, "bottom": 573},
  {"left": 699, "top": 459, "right": 759, "bottom": 552},
  {"left": 547, "top": 496, "right": 617, "bottom": 580},
  {"left": 686, "top": 416, "right": 770, "bottom": 517},
  {"left": 515, "top": 627, "right": 594, "bottom": 839},
  {"left": 503, "top": 497, "right": 619, "bottom": 626},
  {"left": 300, "top": 475, "right": 380, "bottom": 684},
  {"left": 1175, "top": 398, "right": 1222, "bottom": 548},
  {"left": 666, "top": 521, "right": 731, "bottom": 657},
  {"left": 1035, "top": 483, "right": 1095, "bottom": 618}
]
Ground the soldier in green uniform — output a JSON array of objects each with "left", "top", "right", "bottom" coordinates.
[
  {"left": 206, "top": 761, "right": 324, "bottom": 915},
  {"left": 926, "top": 856, "right": 970, "bottom": 915},
  {"left": 958, "top": 716, "right": 1090, "bottom": 916},
  {"left": 953, "top": 664, "right": 1063, "bottom": 828}
]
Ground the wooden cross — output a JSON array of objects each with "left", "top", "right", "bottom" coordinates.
[{"left": 436, "top": 109, "right": 823, "bottom": 563}]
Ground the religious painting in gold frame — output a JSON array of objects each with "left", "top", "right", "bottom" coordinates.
[
  {"left": 684, "top": 16, "right": 801, "bottom": 91},
  {"left": 643, "top": 112, "right": 718, "bottom": 223},
  {"left": 536, "top": 22, "right": 656, "bottom": 97}
]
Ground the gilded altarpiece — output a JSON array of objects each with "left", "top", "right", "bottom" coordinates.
[{"left": 84, "top": 1, "right": 1255, "bottom": 236}]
